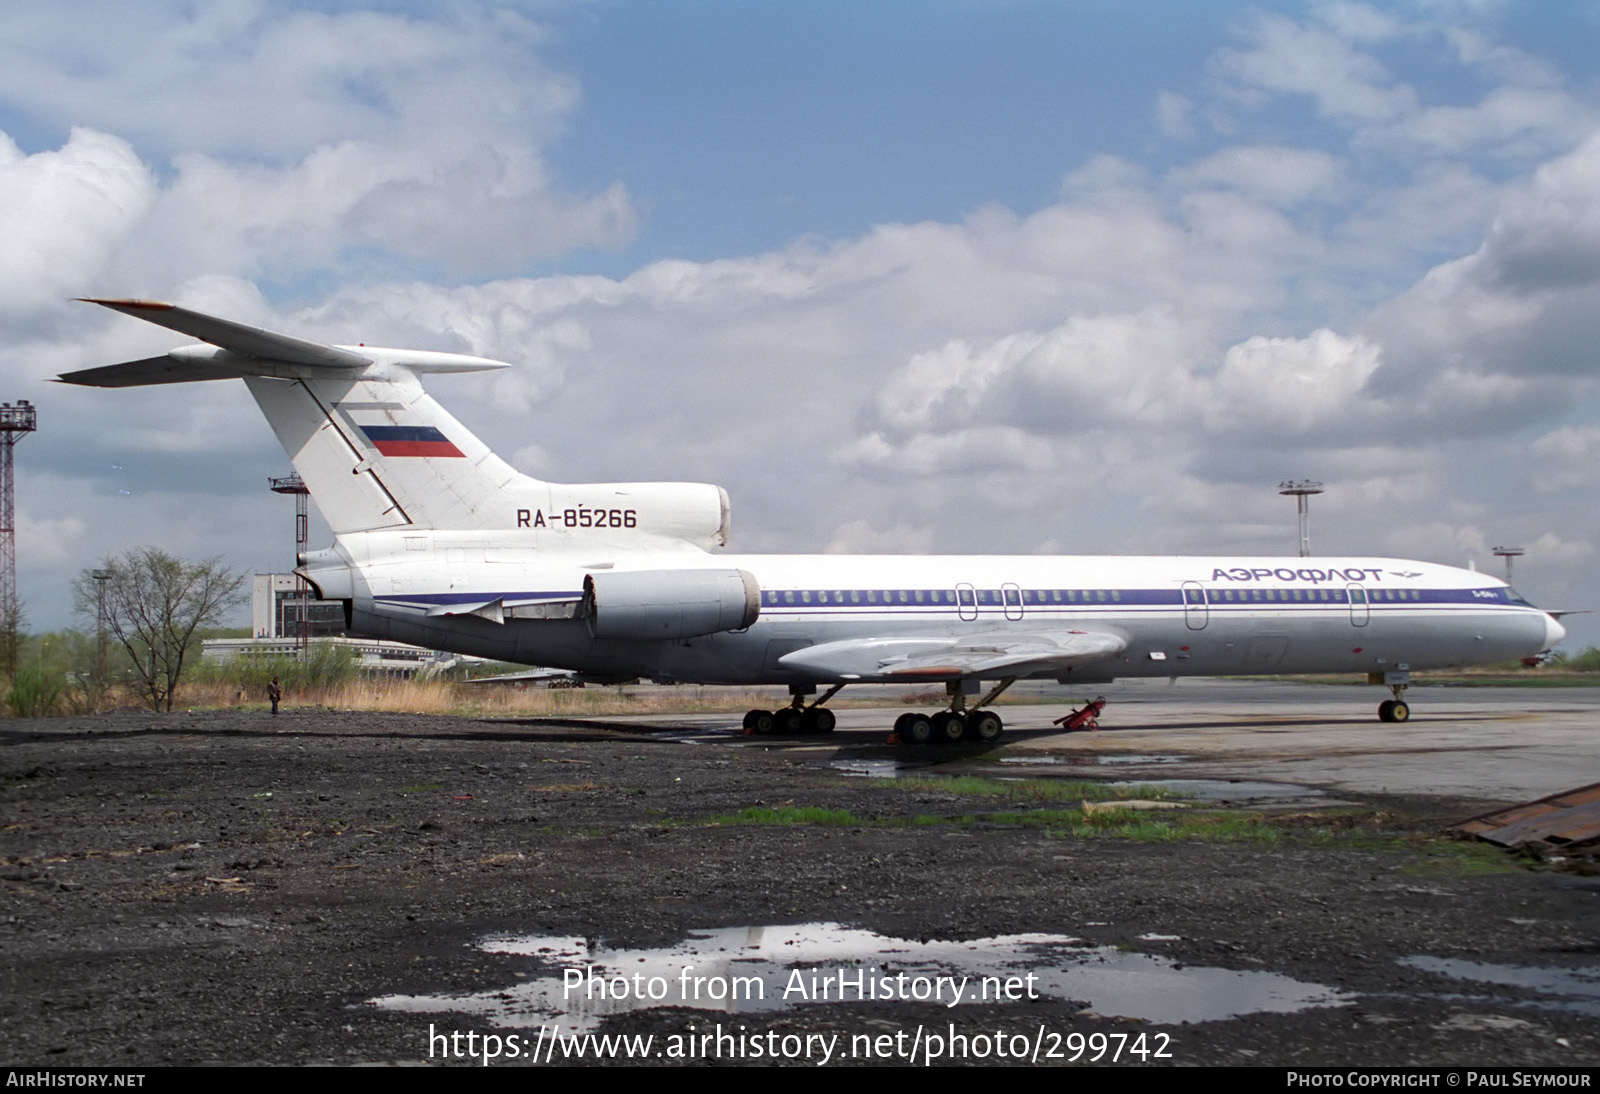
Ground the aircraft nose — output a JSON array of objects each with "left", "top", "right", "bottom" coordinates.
[{"left": 1544, "top": 613, "right": 1567, "bottom": 649}]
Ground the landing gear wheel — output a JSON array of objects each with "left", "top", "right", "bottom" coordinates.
[
  {"left": 968, "top": 710, "right": 1003, "bottom": 742},
  {"left": 772, "top": 707, "right": 805, "bottom": 734},
  {"left": 1377, "top": 700, "right": 1410, "bottom": 723},
  {"left": 802, "top": 707, "right": 836, "bottom": 734},
  {"left": 931, "top": 710, "right": 967, "bottom": 743},
  {"left": 901, "top": 713, "right": 934, "bottom": 746},
  {"left": 745, "top": 709, "right": 775, "bottom": 735}
]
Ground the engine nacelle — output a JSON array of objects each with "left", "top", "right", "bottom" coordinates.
[{"left": 584, "top": 568, "right": 760, "bottom": 640}]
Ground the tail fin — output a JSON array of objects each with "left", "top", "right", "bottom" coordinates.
[
  {"left": 63, "top": 299, "right": 531, "bottom": 534},
  {"left": 64, "top": 300, "right": 732, "bottom": 550}
]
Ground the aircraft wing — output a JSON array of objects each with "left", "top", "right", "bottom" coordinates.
[{"left": 777, "top": 629, "right": 1127, "bottom": 681}]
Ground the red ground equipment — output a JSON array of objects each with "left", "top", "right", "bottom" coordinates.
[{"left": 1053, "top": 696, "right": 1107, "bottom": 731}]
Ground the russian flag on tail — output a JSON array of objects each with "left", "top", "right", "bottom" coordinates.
[{"left": 358, "top": 425, "right": 465, "bottom": 458}]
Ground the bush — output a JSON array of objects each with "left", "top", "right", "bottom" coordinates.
[
  {"left": 6, "top": 665, "right": 62, "bottom": 717},
  {"left": 197, "top": 643, "right": 361, "bottom": 697},
  {"left": 1552, "top": 647, "right": 1600, "bottom": 672}
]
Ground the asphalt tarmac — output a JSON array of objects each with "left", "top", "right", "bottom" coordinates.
[
  {"left": 619, "top": 677, "right": 1600, "bottom": 802},
  {"left": 3, "top": 679, "right": 1598, "bottom": 1068}
]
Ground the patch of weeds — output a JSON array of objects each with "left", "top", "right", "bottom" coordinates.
[
  {"left": 1050, "top": 808, "right": 1290, "bottom": 843},
  {"left": 711, "top": 806, "right": 873, "bottom": 827},
  {"left": 1402, "top": 840, "right": 1530, "bottom": 876},
  {"left": 882, "top": 775, "right": 1179, "bottom": 804}
]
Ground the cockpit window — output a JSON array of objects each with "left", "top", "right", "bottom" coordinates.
[{"left": 1504, "top": 586, "right": 1533, "bottom": 607}]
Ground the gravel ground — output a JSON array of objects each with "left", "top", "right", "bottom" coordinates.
[{"left": 3, "top": 707, "right": 1598, "bottom": 1067}]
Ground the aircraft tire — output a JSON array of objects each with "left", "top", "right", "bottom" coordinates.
[
  {"left": 969, "top": 710, "right": 1003, "bottom": 742},
  {"left": 1390, "top": 700, "right": 1410, "bottom": 722},
  {"left": 931, "top": 711, "right": 967, "bottom": 743},
  {"left": 772, "top": 707, "right": 805, "bottom": 734},
  {"left": 902, "top": 713, "right": 934, "bottom": 746},
  {"left": 747, "top": 709, "right": 775, "bottom": 734},
  {"left": 803, "top": 707, "right": 836, "bottom": 734}
]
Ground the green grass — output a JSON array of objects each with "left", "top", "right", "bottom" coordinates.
[
  {"left": 1402, "top": 840, "right": 1530, "bottom": 876},
  {"left": 884, "top": 775, "right": 1180, "bottom": 803},
  {"left": 708, "top": 801, "right": 1292, "bottom": 840},
  {"left": 1051, "top": 808, "right": 1289, "bottom": 842},
  {"left": 702, "top": 792, "right": 1533, "bottom": 868},
  {"left": 711, "top": 806, "right": 874, "bottom": 827},
  {"left": 1410, "top": 675, "right": 1600, "bottom": 688}
]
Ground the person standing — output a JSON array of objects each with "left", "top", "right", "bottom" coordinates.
[{"left": 268, "top": 676, "right": 281, "bottom": 716}]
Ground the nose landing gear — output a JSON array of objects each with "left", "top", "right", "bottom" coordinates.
[
  {"left": 1378, "top": 685, "right": 1410, "bottom": 723},
  {"left": 1369, "top": 671, "right": 1411, "bottom": 723}
]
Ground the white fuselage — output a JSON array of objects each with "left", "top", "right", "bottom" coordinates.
[{"left": 324, "top": 534, "right": 1562, "bottom": 685}]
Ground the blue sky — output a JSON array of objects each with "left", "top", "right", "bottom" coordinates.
[
  {"left": 3, "top": 0, "right": 1600, "bottom": 649},
  {"left": 539, "top": 1, "right": 1239, "bottom": 270}
]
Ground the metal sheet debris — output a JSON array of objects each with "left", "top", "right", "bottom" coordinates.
[{"left": 1452, "top": 781, "right": 1600, "bottom": 853}]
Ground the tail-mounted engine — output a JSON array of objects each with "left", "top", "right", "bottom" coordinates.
[{"left": 583, "top": 568, "right": 760, "bottom": 640}]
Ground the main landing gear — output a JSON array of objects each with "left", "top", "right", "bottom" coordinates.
[
  {"left": 743, "top": 683, "right": 844, "bottom": 736},
  {"left": 889, "top": 678, "right": 1014, "bottom": 747}
]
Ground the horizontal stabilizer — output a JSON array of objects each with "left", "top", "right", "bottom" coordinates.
[
  {"left": 56, "top": 355, "right": 247, "bottom": 387},
  {"left": 78, "top": 298, "right": 372, "bottom": 367}
]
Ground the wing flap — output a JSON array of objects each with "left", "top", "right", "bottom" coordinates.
[{"left": 778, "top": 630, "right": 1127, "bottom": 681}]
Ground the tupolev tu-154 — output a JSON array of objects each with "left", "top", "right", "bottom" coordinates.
[{"left": 62, "top": 298, "right": 1566, "bottom": 742}]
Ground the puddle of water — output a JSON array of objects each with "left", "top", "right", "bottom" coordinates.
[
  {"left": 370, "top": 923, "right": 1350, "bottom": 1031},
  {"left": 831, "top": 759, "right": 903, "bottom": 778},
  {"left": 1108, "top": 779, "right": 1321, "bottom": 801},
  {"left": 1400, "top": 957, "right": 1600, "bottom": 1017},
  {"left": 999, "top": 754, "right": 1184, "bottom": 766}
]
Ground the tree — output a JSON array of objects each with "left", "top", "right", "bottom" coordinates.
[{"left": 73, "top": 548, "right": 246, "bottom": 712}]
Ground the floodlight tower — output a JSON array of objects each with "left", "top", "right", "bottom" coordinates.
[
  {"left": 1278, "top": 480, "right": 1324, "bottom": 557},
  {"left": 1492, "top": 545, "right": 1524, "bottom": 584},
  {"left": 93, "top": 568, "right": 111, "bottom": 682},
  {"left": 269, "top": 473, "right": 311, "bottom": 656},
  {"left": 0, "top": 400, "right": 37, "bottom": 673}
]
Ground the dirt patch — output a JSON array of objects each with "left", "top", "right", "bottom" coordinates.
[{"left": 3, "top": 708, "right": 1597, "bottom": 1066}]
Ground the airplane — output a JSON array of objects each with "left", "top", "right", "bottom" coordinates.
[{"left": 62, "top": 298, "right": 1567, "bottom": 742}]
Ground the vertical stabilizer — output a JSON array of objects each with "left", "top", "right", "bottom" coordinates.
[{"left": 244, "top": 372, "right": 539, "bottom": 535}]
